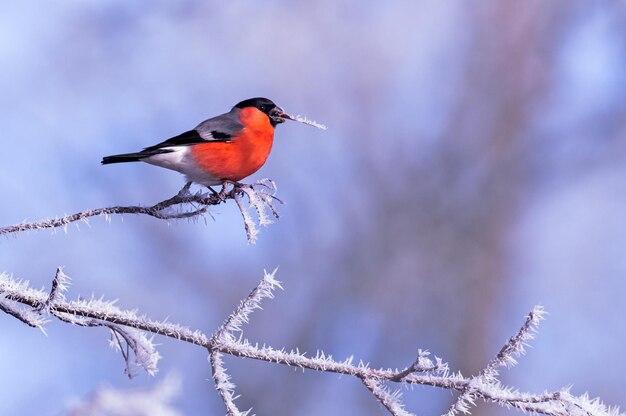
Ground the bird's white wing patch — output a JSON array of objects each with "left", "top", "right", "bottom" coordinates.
[
  {"left": 142, "top": 146, "right": 221, "bottom": 186},
  {"left": 143, "top": 146, "right": 188, "bottom": 170}
]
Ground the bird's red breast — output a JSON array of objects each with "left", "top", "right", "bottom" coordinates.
[{"left": 190, "top": 107, "right": 275, "bottom": 182}]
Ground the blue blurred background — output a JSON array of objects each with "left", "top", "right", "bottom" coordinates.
[{"left": 1, "top": 1, "right": 625, "bottom": 415}]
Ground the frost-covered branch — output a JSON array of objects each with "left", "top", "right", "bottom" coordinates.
[
  {"left": 0, "top": 295, "right": 47, "bottom": 329},
  {"left": 391, "top": 349, "right": 448, "bottom": 382},
  {"left": 210, "top": 350, "right": 250, "bottom": 416},
  {"left": 0, "top": 270, "right": 622, "bottom": 416},
  {"left": 210, "top": 269, "right": 282, "bottom": 344},
  {"left": 0, "top": 180, "right": 282, "bottom": 243},
  {"left": 444, "top": 306, "right": 546, "bottom": 416},
  {"left": 363, "top": 377, "right": 415, "bottom": 416},
  {"left": 40, "top": 267, "right": 70, "bottom": 308},
  {"left": 231, "top": 179, "right": 281, "bottom": 243}
]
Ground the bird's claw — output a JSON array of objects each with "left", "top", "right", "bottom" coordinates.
[
  {"left": 218, "top": 181, "right": 233, "bottom": 200},
  {"left": 177, "top": 182, "right": 193, "bottom": 198}
]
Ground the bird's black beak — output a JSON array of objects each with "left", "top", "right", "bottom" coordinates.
[
  {"left": 270, "top": 107, "right": 295, "bottom": 125},
  {"left": 269, "top": 105, "right": 327, "bottom": 130}
]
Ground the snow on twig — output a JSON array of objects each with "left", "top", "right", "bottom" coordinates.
[
  {"left": 211, "top": 268, "right": 282, "bottom": 344},
  {"left": 210, "top": 350, "right": 251, "bottom": 416},
  {"left": 0, "top": 180, "right": 282, "bottom": 244},
  {"left": 208, "top": 268, "right": 280, "bottom": 414},
  {"left": 105, "top": 323, "right": 161, "bottom": 377},
  {"left": 37, "top": 267, "right": 70, "bottom": 312},
  {"left": 363, "top": 377, "right": 415, "bottom": 416},
  {"left": 443, "top": 306, "right": 546, "bottom": 416},
  {"left": 231, "top": 179, "right": 282, "bottom": 244},
  {"left": 289, "top": 114, "right": 328, "bottom": 130}
]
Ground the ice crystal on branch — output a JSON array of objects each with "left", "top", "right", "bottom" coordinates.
[
  {"left": 230, "top": 180, "right": 282, "bottom": 244},
  {"left": 210, "top": 351, "right": 251, "bottom": 416},
  {"left": 0, "top": 180, "right": 283, "bottom": 244},
  {"left": 211, "top": 268, "right": 282, "bottom": 344},
  {"left": 0, "top": 270, "right": 161, "bottom": 376},
  {"left": 444, "top": 305, "right": 548, "bottom": 416},
  {"left": 0, "top": 295, "right": 48, "bottom": 330},
  {"left": 289, "top": 114, "right": 327, "bottom": 130},
  {"left": 107, "top": 324, "right": 161, "bottom": 377},
  {"left": 363, "top": 377, "right": 415, "bottom": 416},
  {"left": 37, "top": 267, "right": 70, "bottom": 312}
]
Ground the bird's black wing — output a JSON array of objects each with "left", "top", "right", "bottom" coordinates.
[
  {"left": 142, "top": 110, "right": 244, "bottom": 152},
  {"left": 142, "top": 129, "right": 216, "bottom": 151}
]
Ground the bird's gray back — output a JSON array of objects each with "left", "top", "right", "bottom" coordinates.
[{"left": 195, "top": 108, "right": 244, "bottom": 140}]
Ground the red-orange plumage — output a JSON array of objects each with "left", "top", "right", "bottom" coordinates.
[{"left": 190, "top": 107, "right": 275, "bottom": 182}]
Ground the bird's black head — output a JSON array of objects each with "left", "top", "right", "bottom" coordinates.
[{"left": 234, "top": 97, "right": 287, "bottom": 127}]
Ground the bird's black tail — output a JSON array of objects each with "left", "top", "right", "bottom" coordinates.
[
  {"left": 101, "top": 152, "right": 146, "bottom": 165},
  {"left": 102, "top": 148, "right": 173, "bottom": 165}
]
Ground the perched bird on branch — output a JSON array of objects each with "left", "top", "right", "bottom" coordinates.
[{"left": 102, "top": 97, "right": 325, "bottom": 187}]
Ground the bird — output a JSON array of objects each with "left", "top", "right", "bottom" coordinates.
[{"left": 102, "top": 97, "right": 299, "bottom": 187}]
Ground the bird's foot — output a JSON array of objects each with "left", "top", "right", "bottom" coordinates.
[{"left": 177, "top": 181, "right": 193, "bottom": 197}]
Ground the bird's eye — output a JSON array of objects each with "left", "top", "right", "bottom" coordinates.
[{"left": 260, "top": 104, "right": 269, "bottom": 112}]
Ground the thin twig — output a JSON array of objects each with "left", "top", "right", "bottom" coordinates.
[
  {"left": 37, "top": 267, "right": 70, "bottom": 312},
  {"left": 210, "top": 269, "right": 281, "bottom": 344},
  {"left": 210, "top": 350, "right": 249, "bottom": 416},
  {"left": 363, "top": 377, "right": 415, "bottom": 416},
  {"left": 0, "top": 299, "right": 45, "bottom": 328},
  {"left": 444, "top": 306, "right": 546, "bottom": 416},
  {"left": 0, "top": 180, "right": 283, "bottom": 243},
  {"left": 390, "top": 349, "right": 447, "bottom": 382}
]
